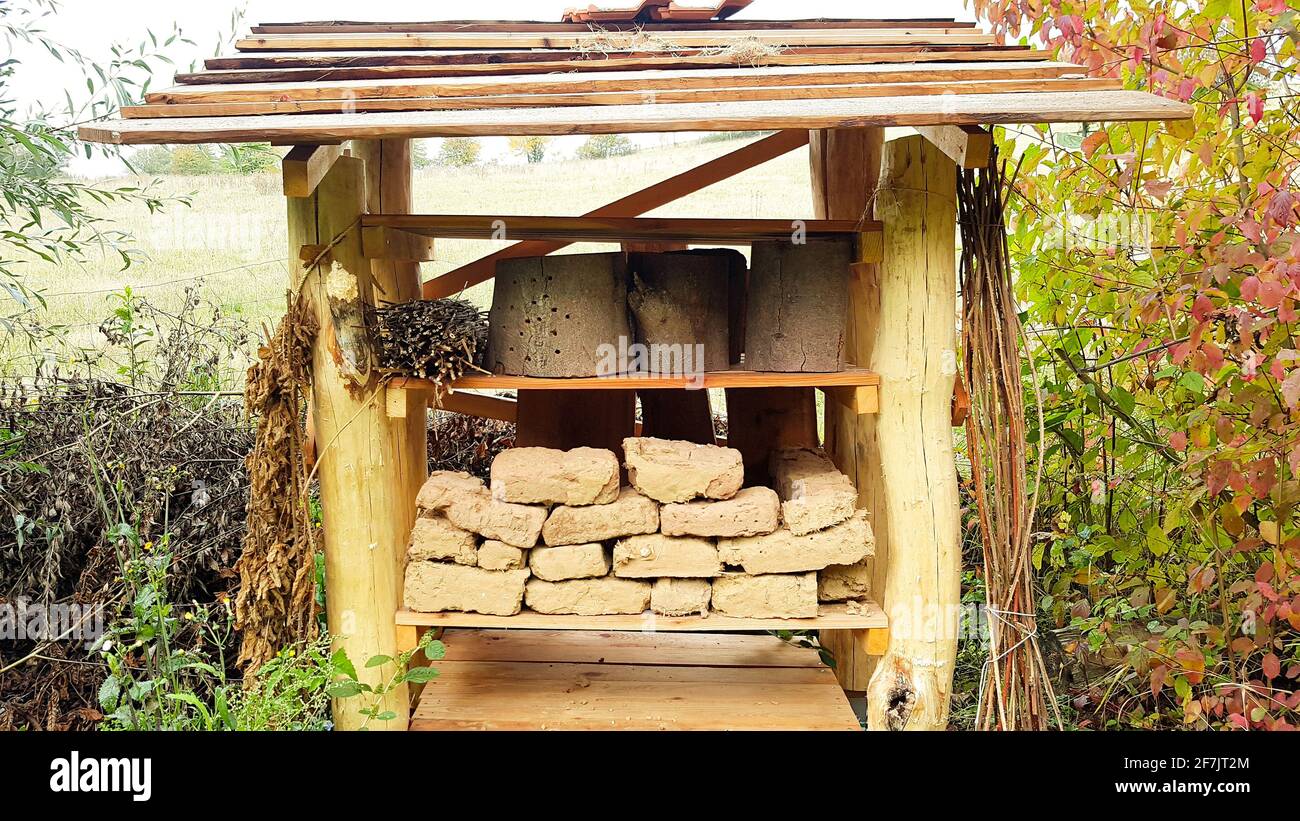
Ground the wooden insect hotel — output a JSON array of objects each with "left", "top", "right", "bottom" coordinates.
[{"left": 82, "top": 8, "right": 1190, "bottom": 731}]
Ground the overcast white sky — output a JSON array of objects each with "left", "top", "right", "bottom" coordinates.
[{"left": 9, "top": 0, "right": 974, "bottom": 174}]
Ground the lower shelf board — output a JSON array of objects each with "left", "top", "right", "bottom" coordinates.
[
  {"left": 396, "top": 600, "right": 886, "bottom": 632},
  {"left": 408, "top": 628, "right": 862, "bottom": 731}
]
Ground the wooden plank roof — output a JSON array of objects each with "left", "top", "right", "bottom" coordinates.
[{"left": 79, "top": 17, "right": 1191, "bottom": 145}]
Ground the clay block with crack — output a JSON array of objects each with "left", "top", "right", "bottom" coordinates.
[
  {"left": 525, "top": 577, "right": 651, "bottom": 615},
  {"left": 651, "top": 578, "right": 712, "bottom": 617},
  {"left": 416, "top": 470, "right": 489, "bottom": 514},
  {"left": 528, "top": 543, "right": 610, "bottom": 581},
  {"left": 660, "top": 486, "right": 779, "bottom": 538},
  {"left": 407, "top": 516, "right": 478, "bottom": 566},
  {"left": 718, "top": 510, "right": 874, "bottom": 574},
  {"left": 490, "top": 447, "right": 619, "bottom": 506},
  {"left": 613, "top": 534, "right": 721, "bottom": 578},
  {"left": 417, "top": 470, "right": 547, "bottom": 548},
  {"left": 542, "top": 486, "right": 660, "bottom": 546},
  {"left": 770, "top": 449, "right": 859, "bottom": 535},
  {"left": 711, "top": 572, "right": 818, "bottom": 619},
  {"left": 477, "top": 540, "right": 527, "bottom": 571},
  {"left": 404, "top": 561, "right": 529, "bottom": 616},
  {"left": 622, "top": 436, "right": 743, "bottom": 503},
  {"left": 769, "top": 448, "right": 859, "bottom": 535},
  {"left": 818, "top": 560, "right": 872, "bottom": 602}
]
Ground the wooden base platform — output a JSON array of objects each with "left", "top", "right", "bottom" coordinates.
[{"left": 410, "top": 629, "right": 863, "bottom": 731}]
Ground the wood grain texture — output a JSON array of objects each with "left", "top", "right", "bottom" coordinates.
[
  {"left": 368, "top": 213, "right": 878, "bottom": 246},
  {"left": 409, "top": 659, "right": 860, "bottom": 730},
  {"left": 811, "top": 126, "right": 885, "bottom": 692},
  {"left": 124, "top": 77, "right": 1122, "bottom": 119},
  {"left": 281, "top": 143, "right": 341, "bottom": 197},
  {"left": 389, "top": 366, "right": 880, "bottom": 392},
  {"left": 862, "top": 135, "right": 962, "bottom": 731},
  {"left": 724, "top": 386, "right": 821, "bottom": 485},
  {"left": 291, "top": 154, "right": 408, "bottom": 731},
  {"left": 436, "top": 629, "right": 828, "bottom": 667},
  {"left": 81, "top": 90, "right": 1192, "bottom": 145},
  {"left": 514, "top": 389, "right": 636, "bottom": 453},
  {"left": 249, "top": 19, "right": 977, "bottom": 34},
  {"left": 185, "top": 47, "right": 1047, "bottom": 84},
  {"left": 915, "top": 124, "right": 994, "bottom": 169},
  {"left": 397, "top": 601, "right": 885, "bottom": 630},
  {"left": 145, "top": 60, "right": 1086, "bottom": 105},
  {"left": 235, "top": 29, "right": 998, "bottom": 51},
  {"left": 744, "top": 237, "right": 853, "bottom": 373}
]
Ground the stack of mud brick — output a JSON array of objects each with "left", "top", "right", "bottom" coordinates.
[{"left": 404, "top": 438, "right": 875, "bottom": 619}]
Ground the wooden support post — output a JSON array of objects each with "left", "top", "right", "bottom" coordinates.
[
  {"left": 865, "top": 135, "right": 962, "bottom": 730},
  {"left": 286, "top": 141, "right": 423, "bottom": 732},
  {"left": 810, "top": 127, "right": 886, "bottom": 693}
]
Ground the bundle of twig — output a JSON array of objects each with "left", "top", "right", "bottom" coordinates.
[
  {"left": 958, "top": 146, "right": 1062, "bottom": 730},
  {"left": 369, "top": 297, "right": 488, "bottom": 386}
]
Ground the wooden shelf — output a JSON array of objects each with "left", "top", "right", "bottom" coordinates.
[
  {"left": 390, "top": 366, "right": 880, "bottom": 392},
  {"left": 362, "top": 214, "right": 882, "bottom": 262},
  {"left": 396, "top": 601, "right": 887, "bottom": 632}
]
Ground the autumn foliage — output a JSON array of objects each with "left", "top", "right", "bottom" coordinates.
[{"left": 969, "top": 0, "right": 1300, "bottom": 728}]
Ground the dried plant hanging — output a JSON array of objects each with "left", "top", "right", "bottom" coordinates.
[
  {"left": 958, "top": 145, "right": 1063, "bottom": 730},
  {"left": 369, "top": 297, "right": 489, "bottom": 389},
  {"left": 235, "top": 297, "right": 319, "bottom": 672}
]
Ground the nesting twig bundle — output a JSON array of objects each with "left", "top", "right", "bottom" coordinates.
[
  {"left": 958, "top": 146, "right": 1062, "bottom": 730},
  {"left": 370, "top": 297, "right": 488, "bottom": 386}
]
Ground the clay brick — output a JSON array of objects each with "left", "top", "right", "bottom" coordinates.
[
  {"left": 717, "top": 510, "right": 874, "bottom": 574},
  {"left": 403, "top": 561, "right": 529, "bottom": 616},
  {"left": 622, "top": 437, "right": 743, "bottom": 503},
  {"left": 651, "top": 578, "right": 712, "bottom": 617},
  {"left": 529, "top": 543, "right": 610, "bottom": 581},
  {"left": 407, "top": 516, "right": 478, "bottom": 566},
  {"left": 612, "top": 534, "right": 721, "bottom": 578},
  {"left": 542, "top": 487, "right": 659, "bottom": 546},
  {"left": 491, "top": 447, "right": 619, "bottom": 506},
  {"left": 818, "top": 561, "right": 872, "bottom": 602},
  {"left": 416, "top": 470, "right": 547, "bottom": 548},
  {"left": 770, "top": 448, "right": 859, "bottom": 535},
  {"left": 415, "top": 470, "right": 488, "bottom": 513},
  {"left": 478, "top": 541, "right": 526, "bottom": 571},
  {"left": 660, "top": 486, "right": 779, "bottom": 538},
  {"left": 711, "top": 573, "right": 818, "bottom": 619},
  {"left": 525, "top": 577, "right": 651, "bottom": 615}
]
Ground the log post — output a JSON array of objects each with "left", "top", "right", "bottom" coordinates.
[
  {"left": 286, "top": 140, "right": 420, "bottom": 731},
  {"left": 810, "top": 127, "right": 885, "bottom": 693},
  {"left": 355, "top": 138, "right": 430, "bottom": 690},
  {"left": 865, "top": 135, "right": 961, "bottom": 730}
]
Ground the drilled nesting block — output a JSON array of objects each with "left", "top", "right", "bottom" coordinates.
[
  {"left": 744, "top": 238, "right": 852, "bottom": 372},
  {"left": 487, "top": 252, "right": 631, "bottom": 377}
]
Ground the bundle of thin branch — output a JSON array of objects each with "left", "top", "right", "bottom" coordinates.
[
  {"left": 234, "top": 297, "right": 319, "bottom": 672},
  {"left": 370, "top": 297, "right": 488, "bottom": 389},
  {"left": 958, "top": 146, "right": 1062, "bottom": 730}
]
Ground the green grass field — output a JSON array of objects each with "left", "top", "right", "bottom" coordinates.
[{"left": 30, "top": 135, "right": 815, "bottom": 349}]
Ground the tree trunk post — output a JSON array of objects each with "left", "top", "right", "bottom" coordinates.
[
  {"left": 286, "top": 139, "right": 420, "bottom": 731},
  {"left": 863, "top": 134, "right": 962, "bottom": 730}
]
